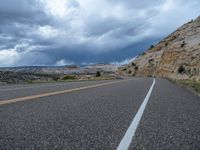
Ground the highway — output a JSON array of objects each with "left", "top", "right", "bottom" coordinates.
[{"left": 0, "top": 78, "right": 199, "bottom": 149}]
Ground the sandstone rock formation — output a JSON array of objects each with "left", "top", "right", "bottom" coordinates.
[{"left": 118, "top": 16, "right": 200, "bottom": 81}]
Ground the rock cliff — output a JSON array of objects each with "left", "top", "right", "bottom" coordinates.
[{"left": 118, "top": 16, "right": 200, "bottom": 81}]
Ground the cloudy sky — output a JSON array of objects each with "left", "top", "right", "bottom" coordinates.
[{"left": 0, "top": 0, "right": 200, "bottom": 67}]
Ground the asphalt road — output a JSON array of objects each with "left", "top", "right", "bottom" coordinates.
[{"left": 0, "top": 78, "right": 199, "bottom": 149}]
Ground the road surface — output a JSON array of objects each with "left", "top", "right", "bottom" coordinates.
[{"left": 0, "top": 78, "right": 199, "bottom": 149}]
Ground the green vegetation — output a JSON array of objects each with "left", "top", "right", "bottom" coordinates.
[
  {"left": 170, "top": 79, "right": 200, "bottom": 95},
  {"left": 131, "top": 62, "right": 136, "bottom": 66},
  {"left": 180, "top": 80, "right": 200, "bottom": 94},
  {"left": 148, "top": 58, "right": 154, "bottom": 63},
  {"left": 135, "top": 66, "right": 138, "bottom": 70},
  {"left": 52, "top": 76, "right": 60, "bottom": 81},
  {"left": 27, "top": 80, "right": 35, "bottom": 84},
  {"left": 178, "top": 65, "right": 185, "bottom": 74},
  {"left": 147, "top": 75, "right": 152, "bottom": 77},
  {"left": 183, "top": 80, "right": 200, "bottom": 93},
  {"left": 181, "top": 41, "right": 186, "bottom": 47},
  {"left": 62, "top": 75, "right": 76, "bottom": 80},
  {"left": 150, "top": 45, "right": 154, "bottom": 49},
  {"left": 96, "top": 71, "right": 101, "bottom": 77}
]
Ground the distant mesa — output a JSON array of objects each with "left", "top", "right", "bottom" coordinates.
[
  {"left": 0, "top": 63, "right": 119, "bottom": 84},
  {"left": 64, "top": 65, "right": 80, "bottom": 69}
]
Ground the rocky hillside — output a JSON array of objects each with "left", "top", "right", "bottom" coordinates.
[
  {"left": 118, "top": 16, "right": 200, "bottom": 81},
  {"left": 0, "top": 64, "right": 119, "bottom": 84},
  {"left": 0, "top": 71, "right": 61, "bottom": 84}
]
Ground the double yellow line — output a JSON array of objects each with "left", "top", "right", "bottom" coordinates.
[{"left": 0, "top": 80, "right": 128, "bottom": 106}]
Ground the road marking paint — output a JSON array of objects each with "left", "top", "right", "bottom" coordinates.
[
  {"left": 0, "top": 79, "right": 129, "bottom": 106},
  {"left": 117, "top": 78, "right": 156, "bottom": 150}
]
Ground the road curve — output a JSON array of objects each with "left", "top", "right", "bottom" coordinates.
[{"left": 0, "top": 78, "right": 199, "bottom": 149}]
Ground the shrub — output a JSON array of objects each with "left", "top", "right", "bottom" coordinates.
[
  {"left": 181, "top": 41, "right": 186, "bottom": 48},
  {"left": 62, "top": 75, "right": 76, "bottom": 80},
  {"left": 96, "top": 71, "right": 101, "bottom": 77},
  {"left": 131, "top": 62, "right": 136, "bottom": 66},
  {"left": 178, "top": 66, "right": 185, "bottom": 74},
  {"left": 135, "top": 66, "right": 138, "bottom": 70},
  {"left": 52, "top": 76, "right": 60, "bottom": 81},
  {"left": 147, "top": 75, "right": 152, "bottom": 77},
  {"left": 148, "top": 59, "right": 154, "bottom": 63},
  {"left": 150, "top": 45, "right": 154, "bottom": 49}
]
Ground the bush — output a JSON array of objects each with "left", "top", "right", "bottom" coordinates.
[
  {"left": 62, "top": 75, "right": 76, "bottom": 80},
  {"left": 96, "top": 71, "right": 101, "bottom": 77},
  {"left": 131, "top": 62, "right": 136, "bottom": 66},
  {"left": 52, "top": 76, "right": 60, "bottom": 81},
  {"left": 135, "top": 66, "right": 138, "bottom": 70},
  {"left": 178, "top": 66, "right": 185, "bottom": 74},
  {"left": 150, "top": 45, "right": 154, "bottom": 49},
  {"left": 181, "top": 41, "right": 186, "bottom": 48},
  {"left": 141, "top": 52, "right": 146, "bottom": 55},
  {"left": 148, "top": 59, "right": 154, "bottom": 63}
]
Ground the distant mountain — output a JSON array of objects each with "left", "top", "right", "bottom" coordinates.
[
  {"left": 0, "top": 63, "right": 119, "bottom": 83},
  {"left": 0, "top": 63, "right": 118, "bottom": 75},
  {"left": 118, "top": 16, "right": 200, "bottom": 81}
]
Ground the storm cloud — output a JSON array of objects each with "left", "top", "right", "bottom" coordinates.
[{"left": 0, "top": 0, "right": 200, "bottom": 66}]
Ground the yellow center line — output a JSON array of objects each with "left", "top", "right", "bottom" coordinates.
[{"left": 0, "top": 79, "right": 130, "bottom": 106}]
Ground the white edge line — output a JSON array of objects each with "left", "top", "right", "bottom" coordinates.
[{"left": 117, "top": 78, "right": 156, "bottom": 150}]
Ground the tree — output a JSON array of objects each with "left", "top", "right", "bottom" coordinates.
[
  {"left": 181, "top": 41, "right": 186, "bottom": 48},
  {"left": 178, "top": 65, "right": 185, "bottom": 74},
  {"left": 131, "top": 62, "right": 136, "bottom": 66},
  {"left": 150, "top": 45, "right": 154, "bottom": 49},
  {"left": 96, "top": 71, "right": 101, "bottom": 77}
]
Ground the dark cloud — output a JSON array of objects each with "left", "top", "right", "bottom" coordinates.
[
  {"left": 0, "top": 0, "right": 49, "bottom": 25},
  {"left": 0, "top": 0, "right": 200, "bottom": 66}
]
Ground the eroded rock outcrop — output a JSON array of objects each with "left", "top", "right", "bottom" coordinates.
[{"left": 118, "top": 16, "right": 200, "bottom": 81}]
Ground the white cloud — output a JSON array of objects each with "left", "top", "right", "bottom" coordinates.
[
  {"left": 41, "top": 0, "right": 200, "bottom": 51},
  {"left": 148, "top": 0, "right": 200, "bottom": 37},
  {"left": 42, "top": 0, "right": 68, "bottom": 18},
  {"left": 0, "top": 49, "right": 20, "bottom": 67},
  {"left": 36, "top": 25, "right": 59, "bottom": 38},
  {"left": 55, "top": 59, "right": 74, "bottom": 66},
  {"left": 41, "top": 0, "right": 80, "bottom": 19},
  {"left": 0, "top": 0, "right": 200, "bottom": 66},
  {"left": 111, "top": 56, "right": 137, "bottom": 66}
]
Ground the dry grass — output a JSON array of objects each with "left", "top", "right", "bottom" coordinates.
[{"left": 170, "top": 79, "right": 200, "bottom": 95}]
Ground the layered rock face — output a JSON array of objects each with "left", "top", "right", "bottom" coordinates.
[{"left": 118, "top": 16, "right": 200, "bottom": 81}]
